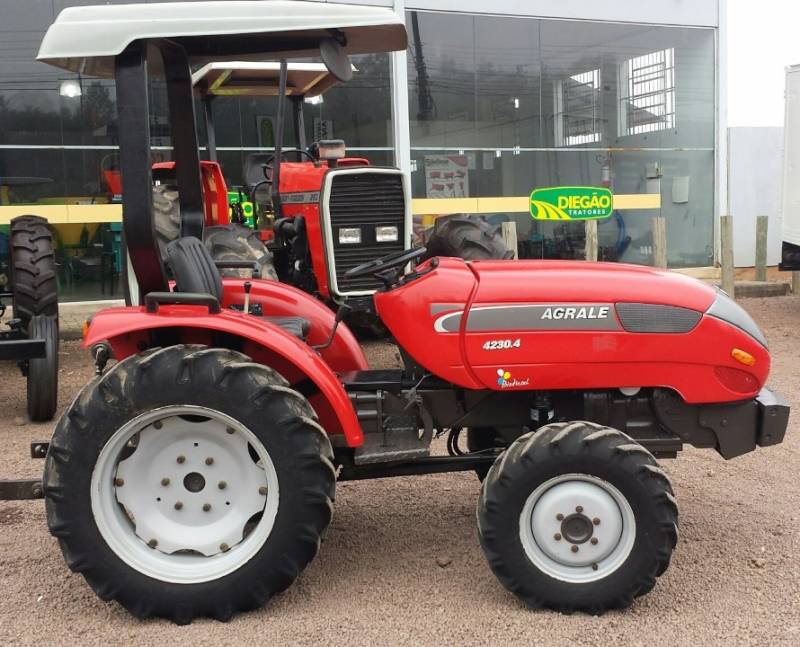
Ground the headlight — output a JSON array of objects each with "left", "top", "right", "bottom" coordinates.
[
  {"left": 338, "top": 227, "right": 361, "bottom": 245},
  {"left": 375, "top": 225, "right": 399, "bottom": 243}
]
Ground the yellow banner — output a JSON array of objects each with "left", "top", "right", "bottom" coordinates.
[{"left": 0, "top": 194, "right": 661, "bottom": 225}]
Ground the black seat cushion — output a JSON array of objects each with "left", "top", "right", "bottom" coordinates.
[
  {"left": 265, "top": 316, "right": 311, "bottom": 340},
  {"left": 165, "top": 236, "right": 223, "bottom": 301}
]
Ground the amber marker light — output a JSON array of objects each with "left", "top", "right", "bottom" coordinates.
[{"left": 731, "top": 348, "right": 756, "bottom": 367}]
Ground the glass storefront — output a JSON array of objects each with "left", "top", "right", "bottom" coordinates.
[
  {"left": 407, "top": 11, "right": 716, "bottom": 267},
  {"left": 0, "top": 1, "right": 718, "bottom": 302}
]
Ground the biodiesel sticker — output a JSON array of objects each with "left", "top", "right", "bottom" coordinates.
[{"left": 530, "top": 186, "right": 613, "bottom": 221}]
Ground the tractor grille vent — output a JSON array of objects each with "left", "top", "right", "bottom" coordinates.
[{"left": 327, "top": 171, "right": 406, "bottom": 294}]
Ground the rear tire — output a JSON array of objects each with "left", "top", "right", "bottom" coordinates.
[
  {"left": 27, "top": 314, "right": 58, "bottom": 422},
  {"left": 9, "top": 215, "right": 58, "bottom": 331},
  {"left": 478, "top": 421, "right": 678, "bottom": 614},
  {"left": 422, "top": 215, "right": 512, "bottom": 261},
  {"left": 44, "top": 345, "right": 335, "bottom": 624},
  {"left": 204, "top": 224, "right": 278, "bottom": 281},
  {"left": 152, "top": 184, "right": 181, "bottom": 261}
]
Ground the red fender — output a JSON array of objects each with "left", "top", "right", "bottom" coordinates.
[
  {"left": 83, "top": 305, "right": 364, "bottom": 447},
  {"left": 219, "top": 277, "right": 367, "bottom": 372}
]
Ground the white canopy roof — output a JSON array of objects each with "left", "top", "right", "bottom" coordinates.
[
  {"left": 192, "top": 61, "right": 350, "bottom": 98},
  {"left": 37, "top": 1, "right": 407, "bottom": 78}
]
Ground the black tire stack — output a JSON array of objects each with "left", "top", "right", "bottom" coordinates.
[
  {"left": 9, "top": 215, "right": 58, "bottom": 329},
  {"left": 9, "top": 215, "right": 59, "bottom": 421},
  {"left": 422, "top": 215, "right": 513, "bottom": 261},
  {"left": 204, "top": 224, "right": 278, "bottom": 280},
  {"left": 151, "top": 185, "right": 277, "bottom": 280}
]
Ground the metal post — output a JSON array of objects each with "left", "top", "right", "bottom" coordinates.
[
  {"left": 501, "top": 221, "right": 518, "bottom": 259},
  {"left": 203, "top": 96, "right": 217, "bottom": 162},
  {"left": 720, "top": 214, "right": 735, "bottom": 296},
  {"left": 272, "top": 59, "right": 288, "bottom": 218},
  {"left": 755, "top": 215, "right": 768, "bottom": 282},
  {"left": 585, "top": 220, "right": 598, "bottom": 262},
  {"left": 292, "top": 97, "right": 307, "bottom": 151},
  {"left": 391, "top": 0, "right": 411, "bottom": 174},
  {"left": 652, "top": 216, "right": 667, "bottom": 268}
]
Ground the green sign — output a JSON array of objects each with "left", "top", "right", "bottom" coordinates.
[{"left": 530, "top": 186, "right": 614, "bottom": 221}]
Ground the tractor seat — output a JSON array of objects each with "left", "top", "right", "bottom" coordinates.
[{"left": 164, "top": 237, "right": 310, "bottom": 340}]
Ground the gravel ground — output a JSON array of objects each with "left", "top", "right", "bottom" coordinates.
[{"left": 1, "top": 297, "right": 799, "bottom": 646}]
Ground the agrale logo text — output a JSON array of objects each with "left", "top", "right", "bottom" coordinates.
[{"left": 541, "top": 306, "right": 610, "bottom": 320}]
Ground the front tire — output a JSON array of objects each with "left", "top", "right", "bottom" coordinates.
[
  {"left": 478, "top": 421, "right": 678, "bottom": 614},
  {"left": 44, "top": 345, "right": 335, "bottom": 624}
]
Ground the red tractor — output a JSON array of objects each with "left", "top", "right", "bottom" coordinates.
[
  {"left": 1, "top": 0, "right": 785, "bottom": 625},
  {"left": 140, "top": 57, "right": 508, "bottom": 331}
]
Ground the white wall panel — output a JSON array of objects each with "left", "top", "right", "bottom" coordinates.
[{"left": 728, "top": 127, "right": 783, "bottom": 266}]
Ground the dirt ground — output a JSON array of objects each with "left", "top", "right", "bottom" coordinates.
[{"left": 1, "top": 297, "right": 799, "bottom": 646}]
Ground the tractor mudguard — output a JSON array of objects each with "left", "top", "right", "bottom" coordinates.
[
  {"left": 220, "top": 277, "right": 367, "bottom": 372},
  {"left": 83, "top": 305, "right": 364, "bottom": 446}
]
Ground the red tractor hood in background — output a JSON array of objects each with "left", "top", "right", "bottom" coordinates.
[{"left": 375, "top": 257, "right": 768, "bottom": 403}]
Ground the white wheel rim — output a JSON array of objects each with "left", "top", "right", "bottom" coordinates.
[
  {"left": 519, "top": 473, "right": 636, "bottom": 584},
  {"left": 91, "top": 405, "right": 279, "bottom": 584}
]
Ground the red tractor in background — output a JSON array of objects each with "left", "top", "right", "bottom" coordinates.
[
  {"left": 0, "top": 0, "right": 786, "bottom": 627},
  {"left": 137, "top": 59, "right": 508, "bottom": 331}
]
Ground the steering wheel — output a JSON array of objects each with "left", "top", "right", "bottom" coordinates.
[{"left": 344, "top": 246, "right": 427, "bottom": 284}]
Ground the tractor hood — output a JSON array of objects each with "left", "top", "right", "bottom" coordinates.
[
  {"left": 375, "top": 257, "right": 770, "bottom": 402},
  {"left": 37, "top": 1, "right": 407, "bottom": 78}
]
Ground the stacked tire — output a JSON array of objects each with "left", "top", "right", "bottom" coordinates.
[
  {"left": 152, "top": 184, "right": 277, "bottom": 280},
  {"left": 422, "top": 215, "right": 514, "bottom": 261},
  {"left": 9, "top": 215, "right": 59, "bottom": 421}
]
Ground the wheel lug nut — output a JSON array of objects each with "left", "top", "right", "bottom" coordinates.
[
  {"left": 553, "top": 533, "right": 562, "bottom": 541},
  {"left": 590, "top": 537, "right": 599, "bottom": 545},
  {"left": 226, "top": 427, "right": 235, "bottom": 435},
  {"left": 205, "top": 457, "right": 214, "bottom": 466},
  {"left": 591, "top": 563, "right": 598, "bottom": 571},
  {"left": 203, "top": 503, "right": 212, "bottom": 512},
  {"left": 259, "top": 486, "right": 268, "bottom": 496},
  {"left": 220, "top": 543, "right": 230, "bottom": 552},
  {"left": 571, "top": 545, "right": 579, "bottom": 553},
  {"left": 177, "top": 455, "right": 186, "bottom": 464},
  {"left": 153, "top": 420, "right": 163, "bottom": 429},
  {"left": 148, "top": 539, "right": 158, "bottom": 548},
  {"left": 218, "top": 481, "right": 227, "bottom": 490},
  {"left": 114, "top": 478, "right": 124, "bottom": 487},
  {"left": 161, "top": 477, "right": 170, "bottom": 486},
  {"left": 575, "top": 505, "right": 583, "bottom": 513},
  {"left": 593, "top": 517, "right": 601, "bottom": 525},
  {"left": 556, "top": 513, "right": 564, "bottom": 521},
  {"left": 174, "top": 501, "right": 183, "bottom": 510}
]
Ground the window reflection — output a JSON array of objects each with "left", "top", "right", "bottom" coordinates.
[{"left": 407, "top": 11, "right": 715, "bottom": 268}]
